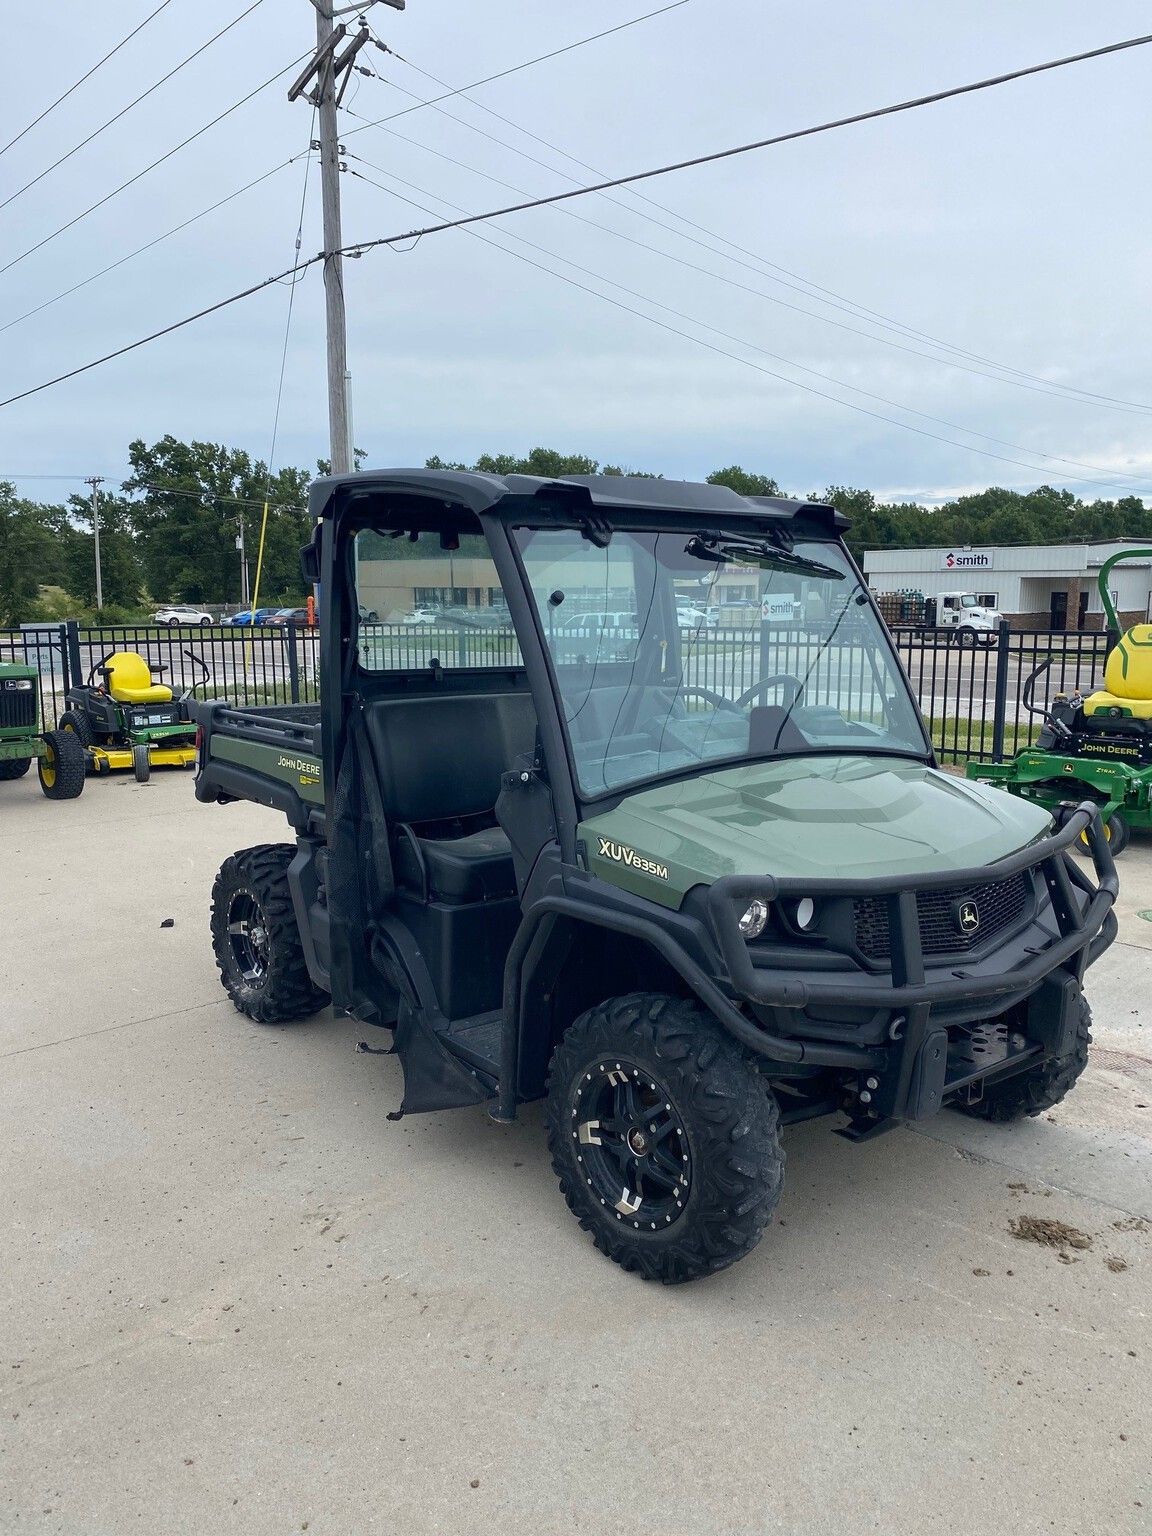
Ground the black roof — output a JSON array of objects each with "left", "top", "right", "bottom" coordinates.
[{"left": 309, "top": 467, "right": 846, "bottom": 530}]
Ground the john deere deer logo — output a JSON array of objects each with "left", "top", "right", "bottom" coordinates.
[{"left": 954, "top": 899, "right": 981, "bottom": 935}]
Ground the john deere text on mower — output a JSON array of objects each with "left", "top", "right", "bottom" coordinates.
[
  {"left": 0, "top": 662, "right": 85, "bottom": 800},
  {"left": 195, "top": 470, "right": 1117, "bottom": 1283},
  {"left": 61, "top": 648, "right": 207, "bottom": 783},
  {"left": 968, "top": 547, "right": 1152, "bottom": 855}
]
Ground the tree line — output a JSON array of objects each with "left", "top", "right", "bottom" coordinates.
[{"left": 3, "top": 437, "right": 1150, "bottom": 626}]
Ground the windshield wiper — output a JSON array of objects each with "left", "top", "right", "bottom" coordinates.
[{"left": 685, "top": 533, "right": 843, "bottom": 581}]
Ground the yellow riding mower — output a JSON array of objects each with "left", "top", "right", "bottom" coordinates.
[{"left": 59, "top": 649, "right": 208, "bottom": 782}]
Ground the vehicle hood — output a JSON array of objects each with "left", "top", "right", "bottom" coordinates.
[{"left": 580, "top": 755, "right": 1051, "bottom": 909}]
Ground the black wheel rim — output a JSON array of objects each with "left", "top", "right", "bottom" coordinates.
[
  {"left": 227, "top": 890, "right": 269, "bottom": 984},
  {"left": 570, "top": 1058, "right": 692, "bottom": 1230}
]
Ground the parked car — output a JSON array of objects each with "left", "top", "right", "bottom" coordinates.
[
  {"left": 154, "top": 604, "right": 213, "bottom": 627},
  {"left": 357, "top": 603, "right": 380, "bottom": 623},
  {"left": 400, "top": 607, "right": 439, "bottom": 625},
  {"left": 677, "top": 604, "right": 718, "bottom": 629},
  {"left": 227, "top": 608, "right": 278, "bottom": 626},
  {"left": 265, "top": 607, "right": 313, "bottom": 627}
]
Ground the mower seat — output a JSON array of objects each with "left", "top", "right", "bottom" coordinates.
[
  {"left": 105, "top": 651, "right": 173, "bottom": 705},
  {"left": 1084, "top": 625, "right": 1152, "bottom": 719}
]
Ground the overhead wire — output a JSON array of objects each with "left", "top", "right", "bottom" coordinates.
[
  {"left": 0, "top": 0, "right": 175, "bottom": 159},
  {"left": 249, "top": 114, "right": 318, "bottom": 619},
  {"left": 380, "top": 46, "right": 1152, "bottom": 414},
  {"left": 0, "top": 155, "right": 305, "bottom": 336},
  {"left": 344, "top": 146, "right": 1152, "bottom": 491},
  {"left": 0, "top": 52, "right": 308, "bottom": 280},
  {"left": 342, "top": 2, "right": 690, "bottom": 137},
  {"left": 345, "top": 162, "right": 1152, "bottom": 498},
  {"left": 0, "top": 1, "right": 264, "bottom": 214},
  {"left": 6, "top": 22, "right": 1152, "bottom": 472}
]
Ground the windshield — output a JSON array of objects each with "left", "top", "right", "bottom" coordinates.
[
  {"left": 959, "top": 593, "right": 981, "bottom": 609},
  {"left": 514, "top": 526, "right": 928, "bottom": 797}
]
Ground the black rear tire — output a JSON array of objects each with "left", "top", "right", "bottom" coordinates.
[
  {"left": 546, "top": 993, "right": 784, "bottom": 1283},
  {"left": 38, "top": 730, "right": 86, "bottom": 800},
  {"left": 0, "top": 756, "right": 32, "bottom": 780},
  {"left": 952, "top": 997, "right": 1091, "bottom": 1123},
  {"left": 210, "top": 843, "right": 329, "bottom": 1023}
]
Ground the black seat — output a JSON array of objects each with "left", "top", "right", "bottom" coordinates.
[{"left": 364, "top": 692, "right": 536, "bottom": 902}]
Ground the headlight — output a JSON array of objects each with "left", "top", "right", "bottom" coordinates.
[
  {"left": 738, "top": 899, "right": 769, "bottom": 939},
  {"left": 794, "top": 897, "right": 816, "bottom": 930}
]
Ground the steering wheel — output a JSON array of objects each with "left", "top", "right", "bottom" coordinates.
[
  {"left": 735, "top": 674, "right": 804, "bottom": 710},
  {"left": 678, "top": 685, "right": 743, "bottom": 713}
]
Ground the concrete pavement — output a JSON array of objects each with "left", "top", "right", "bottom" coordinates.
[{"left": 1, "top": 771, "right": 1149, "bottom": 1535}]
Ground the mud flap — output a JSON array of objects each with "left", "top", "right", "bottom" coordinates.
[{"left": 392, "top": 1001, "right": 496, "bottom": 1115}]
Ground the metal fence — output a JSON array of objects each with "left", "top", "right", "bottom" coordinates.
[{"left": 0, "top": 618, "right": 1118, "bottom": 766}]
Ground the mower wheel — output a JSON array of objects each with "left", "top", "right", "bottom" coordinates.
[
  {"left": 210, "top": 843, "right": 329, "bottom": 1023},
  {"left": 952, "top": 996, "right": 1091, "bottom": 1124},
  {"left": 0, "top": 757, "right": 32, "bottom": 780},
  {"left": 546, "top": 992, "right": 784, "bottom": 1283},
  {"left": 38, "top": 730, "right": 85, "bottom": 800},
  {"left": 1084, "top": 813, "right": 1131, "bottom": 857},
  {"left": 58, "top": 709, "right": 95, "bottom": 749},
  {"left": 132, "top": 744, "right": 150, "bottom": 783}
]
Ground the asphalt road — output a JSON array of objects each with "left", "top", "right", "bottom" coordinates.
[{"left": 1, "top": 771, "right": 1149, "bottom": 1535}]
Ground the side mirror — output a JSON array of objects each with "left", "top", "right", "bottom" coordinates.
[{"left": 299, "top": 537, "right": 321, "bottom": 585}]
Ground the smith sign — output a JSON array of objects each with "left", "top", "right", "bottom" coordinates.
[{"left": 942, "top": 550, "right": 993, "bottom": 570}]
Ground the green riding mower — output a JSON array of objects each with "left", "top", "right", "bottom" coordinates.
[
  {"left": 60, "top": 649, "right": 208, "bottom": 783},
  {"left": 0, "top": 662, "right": 86, "bottom": 799},
  {"left": 968, "top": 547, "right": 1152, "bottom": 854}
]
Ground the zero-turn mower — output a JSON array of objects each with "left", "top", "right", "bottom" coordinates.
[
  {"left": 0, "top": 662, "right": 86, "bottom": 799},
  {"left": 60, "top": 648, "right": 207, "bottom": 783},
  {"left": 968, "top": 547, "right": 1152, "bottom": 854}
]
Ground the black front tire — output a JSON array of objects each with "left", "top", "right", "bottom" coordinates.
[
  {"left": 210, "top": 843, "right": 329, "bottom": 1023},
  {"left": 132, "top": 743, "right": 150, "bottom": 782},
  {"left": 0, "top": 756, "right": 32, "bottom": 780},
  {"left": 952, "top": 997, "right": 1091, "bottom": 1123},
  {"left": 546, "top": 993, "right": 784, "bottom": 1283},
  {"left": 58, "top": 708, "right": 95, "bottom": 749},
  {"left": 38, "top": 730, "right": 86, "bottom": 800}
]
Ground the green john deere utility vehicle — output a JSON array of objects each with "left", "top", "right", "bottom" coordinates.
[
  {"left": 968, "top": 548, "right": 1152, "bottom": 854},
  {"left": 194, "top": 470, "right": 1117, "bottom": 1283},
  {"left": 0, "top": 661, "right": 86, "bottom": 799}
]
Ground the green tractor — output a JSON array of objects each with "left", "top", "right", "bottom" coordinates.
[
  {"left": 968, "top": 547, "right": 1152, "bottom": 853},
  {"left": 0, "top": 661, "right": 86, "bottom": 800}
]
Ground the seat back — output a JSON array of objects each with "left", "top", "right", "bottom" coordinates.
[
  {"left": 364, "top": 692, "right": 536, "bottom": 828},
  {"left": 105, "top": 651, "right": 169, "bottom": 702},
  {"left": 1103, "top": 625, "right": 1152, "bottom": 701}
]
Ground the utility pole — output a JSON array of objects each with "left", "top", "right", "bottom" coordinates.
[
  {"left": 289, "top": 1, "right": 404, "bottom": 476},
  {"left": 236, "top": 515, "right": 250, "bottom": 606},
  {"left": 83, "top": 476, "right": 104, "bottom": 610}
]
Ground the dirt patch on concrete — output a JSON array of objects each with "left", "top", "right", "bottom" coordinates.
[{"left": 1009, "top": 1214, "right": 1093, "bottom": 1255}]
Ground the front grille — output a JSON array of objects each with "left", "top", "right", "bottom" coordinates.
[
  {"left": 0, "top": 682, "right": 37, "bottom": 730},
  {"left": 853, "top": 872, "right": 1031, "bottom": 962}
]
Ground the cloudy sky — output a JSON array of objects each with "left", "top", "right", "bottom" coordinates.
[{"left": 2, "top": 0, "right": 1151, "bottom": 507}]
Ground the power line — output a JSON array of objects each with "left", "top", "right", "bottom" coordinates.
[
  {"left": 6, "top": 27, "right": 1152, "bottom": 440},
  {"left": 343, "top": 2, "right": 689, "bottom": 139},
  {"left": 0, "top": 53, "right": 307, "bottom": 280},
  {"left": 347, "top": 163, "right": 1152, "bottom": 498},
  {"left": 0, "top": 2, "right": 264, "bottom": 215},
  {"left": 340, "top": 31, "right": 1152, "bottom": 259},
  {"left": 0, "top": 473, "right": 307, "bottom": 512},
  {"left": 267, "top": 115, "right": 317, "bottom": 479},
  {"left": 345, "top": 149, "right": 1152, "bottom": 494},
  {"left": 0, "top": 156, "right": 304, "bottom": 336},
  {"left": 0, "top": 254, "right": 322, "bottom": 411},
  {"left": 379, "top": 47, "right": 1152, "bottom": 416},
  {"left": 0, "top": 0, "right": 175, "bottom": 159},
  {"left": 344, "top": 111, "right": 1152, "bottom": 432}
]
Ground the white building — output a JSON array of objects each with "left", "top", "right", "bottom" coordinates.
[{"left": 863, "top": 539, "right": 1152, "bottom": 630}]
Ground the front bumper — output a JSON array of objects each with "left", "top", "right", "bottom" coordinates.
[{"left": 705, "top": 802, "right": 1117, "bottom": 1128}]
